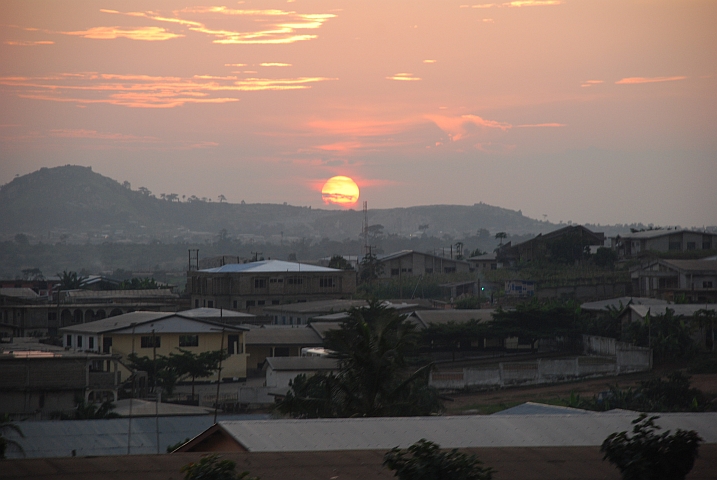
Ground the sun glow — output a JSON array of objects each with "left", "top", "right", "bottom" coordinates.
[{"left": 321, "top": 176, "right": 359, "bottom": 207}]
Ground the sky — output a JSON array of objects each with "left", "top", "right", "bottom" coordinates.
[{"left": 1, "top": 0, "right": 715, "bottom": 227}]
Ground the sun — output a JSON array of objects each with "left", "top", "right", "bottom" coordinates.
[{"left": 321, "top": 176, "right": 360, "bottom": 207}]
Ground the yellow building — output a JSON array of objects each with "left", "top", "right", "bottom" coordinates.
[{"left": 60, "top": 310, "right": 249, "bottom": 382}]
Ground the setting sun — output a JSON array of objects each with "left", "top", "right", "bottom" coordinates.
[{"left": 321, "top": 176, "right": 360, "bottom": 207}]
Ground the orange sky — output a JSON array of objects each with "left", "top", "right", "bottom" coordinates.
[{"left": 1, "top": 0, "right": 716, "bottom": 226}]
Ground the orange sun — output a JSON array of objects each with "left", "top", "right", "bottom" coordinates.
[{"left": 321, "top": 176, "right": 360, "bottom": 207}]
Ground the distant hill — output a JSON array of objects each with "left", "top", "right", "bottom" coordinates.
[{"left": 0, "top": 165, "right": 610, "bottom": 243}]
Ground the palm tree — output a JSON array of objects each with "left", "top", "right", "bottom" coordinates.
[
  {"left": 495, "top": 232, "right": 507, "bottom": 245},
  {"left": 0, "top": 414, "right": 24, "bottom": 458}
]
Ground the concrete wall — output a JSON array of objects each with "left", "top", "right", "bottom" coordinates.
[
  {"left": 429, "top": 335, "right": 651, "bottom": 390},
  {"left": 535, "top": 282, "right": 628, "bottom": 300}
]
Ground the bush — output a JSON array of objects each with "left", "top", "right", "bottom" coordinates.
[
  {"left": 601, "top": 414, "right": 702, "bottom": 480},
  {"left": 181, "top": 454, "right": 259, "bottom": 480},
  {"left": 384, "top": 439, "right": 493, "bottom": 480}
]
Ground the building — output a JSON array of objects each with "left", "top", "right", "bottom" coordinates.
[
  {"left": 617, "top": 304, "right": 716, "bottom": 350},
  {"left": 263, "top": 356, "right": 339, "bottom": 389},
  {"left": 60, "top": 310, "right": 249, "bottom": 382},
  {"left": 263, "top": 298, "right": 368, "bottom": 326},
  {"left": 467, "top": 252, "right": 501, "bottom": 271},
  {"left": 186, "top": 260, "right": 357, "bottom": 314},
  {"left": 630, "top": 259, "right": 717, "bottom": 302},
  {"left": 496, "top": 225, "right": 605, "bottom": 265},
  {"left": 0, "top": 337, "right": 120, "bottom": 417},
  {"left": 615, "top": 229, "right": 717, "bottom": 258},
  {"left": 374, "top": 250, "right": 472, "bottom": 278},
  {"left": 244, "top": 326, "right": 324, "bottom": 372}
]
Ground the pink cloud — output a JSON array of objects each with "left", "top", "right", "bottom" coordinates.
[{"left": 616, "top": 76, "right": 687, "bottom": 85}]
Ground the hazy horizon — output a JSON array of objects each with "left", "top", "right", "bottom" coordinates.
[{"left": 2, "top": 1, "right": 715, "bottom": 228}]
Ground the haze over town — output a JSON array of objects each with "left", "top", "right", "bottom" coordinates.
[{"left": 2, "top": 0, "right": 716, "bottom": 227}]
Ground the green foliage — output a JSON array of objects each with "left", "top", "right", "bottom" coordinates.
[
  {"left": 573, "top": 372, "right": 711, "bottom": 413},
  {"left": 601, "top": 414, "right": 702, "bottom": 480},
  {"left": 0, "top": 414, "right": 24, "bottom": 459},
  {"left": 384, "top": 439, "right": 494, "bottom": 480},
  {"left": 181, "top": 454, "right": 259, "bottom": 480},
  {"left": 594, "top": 247, "right": 618, "bottom": 268},
  {"left": 118, "top": 277, "right": 160, "bottom": 290},
  {"left": 358, "top": 252, "right": 384, "bottom": 283},
  {"left": 57, "top": 270, "right": 86, "bottom": 290},
  {"left": 488, "top": 300, "right": 583, "bottom": 350},
  {"left": 454, "top": 296, "right": 482, "bottom": 309},
  {"left": 328, "top": 254, "right": 354, "bottom": 270},
  {"left": 127, "top": 348, "right": 228, "bottom": 397},
  {"left": 621, "top": 309, "right": 698, "bottom": 363},
  {"left": 276, "top": 301, "right": 442, "bottom": 418}
]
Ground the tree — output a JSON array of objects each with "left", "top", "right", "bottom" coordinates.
[
  {"left": 328, "top": 254, "right": 354, "bottom": 270},
  {"left": 181, "top": 454, "right": 259, "bottom": 480},
  {"left": 14, "top": 233, "right": 29, "bottom": 245},
  {"left": 359, "top": 252, "right": 384, "bottom": 283},
  {"left": 0, "top": 414, "right": 24, "bottom": 459},
  {"left": 218, "top": 194, "right": 226, "bottom": 203},
  {"left": 57, "top": 399, "right": 120, "bottom": 420},
  {"left": 594, "top": 247, "right": 618, "bottom": 269},
  {"left": 601, "top": 414, "right": 702, "bottom": 480},
  {"left": 57, "top": 270, "right": 86, "bottom": 290},
  {"left": 276, "top": 302, "right": 441, "bottom": 418},
  {"left": 384, "top": 439, "right": 493, "bottom": 480},
  {"left": 494, "top": 232, "right": 507, "bottom": 245},
  {"left": 119, "top": 277, "right": 160, "bottom": 290},
  {"left": 21, "top": 268, "right": 44, "bottom": 281},
  {"left": 169, "top": 348, "right": 229, "bottom": 398},
  {"left": 621, "top": 309, "right": 697, "bottom": 363}
]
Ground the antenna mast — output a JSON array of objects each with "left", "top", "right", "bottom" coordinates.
[{"left": 363, "top": 201, "right": 369, "bottom": 255}]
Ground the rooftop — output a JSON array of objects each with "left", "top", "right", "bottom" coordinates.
[
  {"left": 59, "top": 310, "right": 248, "bottom": 334},
  {"left": 200, "top": 260, "right": 341, "bottom": 274}
]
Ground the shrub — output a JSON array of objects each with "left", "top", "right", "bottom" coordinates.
[
  {"left": 384, "top": 439, "right": 493, "bottom": 480},
  {"left": 601, "top": 414, "right": 702, "bottom": 480},
  {"left": 181, "top": 454, "right": 259, "bottom": 480}
]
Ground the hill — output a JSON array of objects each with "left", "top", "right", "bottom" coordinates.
[{"left": 0, "top": 165, "right": 559, "bottom": 243}]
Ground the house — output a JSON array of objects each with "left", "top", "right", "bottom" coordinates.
[
  {"left": 59, "top": 310, "right": 249, "bottom": 382},
  {"left": 263, "top": 356, "right": 339, "bottom": 389},
  {"left": 0, "top": 337, "right": 120, "bottom": 417},
  {"left": 263, "top": 298, "right": 368, "bottom": 325},
  {"left": 467, "top": 252, "right": 501, "bottom": 271},
  {"left": 615, "top": 229, "right": 717, "bottom": 258},
  {"left": 630, "top": 259, "right": 717, "bottom": 302},
  {"left": 186, "top": 260, "right": 357, "bottom": 314},
  {"left": 407, "top": 309, "right": 494, "bottom": 329},
  {"left": 496, "top": 225, "right": 605, "bottom": 265},
  {"left": 580, "top": 296, "right": 670, "bottom": 314},
  {"left": 374, "top": 250, "right": 472, "bottom": 278},
  {"left": 505, "top": 279, "right": 535, "bottom": 297},
  {"left": 244, "top": 325, "right": 324, "bottom": 371}
]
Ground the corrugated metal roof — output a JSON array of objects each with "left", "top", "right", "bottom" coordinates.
[
  {"left": 263, "top": 299, "right": 367, "bottom": 315},
  {"left": 67, "top": 289, "right": 176, "bottom": 299},
  {"left": 201, "top": 260, "right": 340, "bottom": 273},
  {"left": 60, "top": 311, "right": 248, "bottom": 334},
  {"left": 661, "top": 259, "right": 717, "bottom": 273},
  {"left": 618, "top": 229, "right": 716, "bottom": 240},
  {"left": 492, "top": 402, "right": 593, "bottom": 416},
  {"left": 0, "top": 288, "right": 40, "bottom": 299},
  {"left": 264, "top": 357, "right": 338, "bottom": 371},
  {"left": 4, "top": 414, "right": 269, "bottom": 458},
  {"left": 308, "top": 321, "right": 343, "bottom": 338},
  {"left": 217, "top": 413, "right": 717, "bottom": 452},
  {"left": 179, "top": 308, "right": 255, "bottom": 319},
  {"left": 377, "top": 250, "right": 470, "bottom": 265},
  {"left": 580, "top": 297, "right": 669, "bottom": 312},
  {"left": 245, "top": 327, "right": 323, "bottom": 346},
  {"left": 410, "top": 309, "right": 494, "bottom": 328}
]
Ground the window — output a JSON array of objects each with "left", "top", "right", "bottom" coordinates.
[
  {"left": 77, "top": 335, "right": 83, "bottom": 348},
  {"left": 287, "top": 276, "right": 303, "bottom": 285},
  {"left": 246, "top": 300, "right": 256, "bottom": 307},
  {"left": 704, "top": 281, "right": 714, "bottom": 289},
  {"left": 233, "top": 300, "right": 238, "bottom": 309},
  {"left": 103, "top": 337, "right": 112, "bottom": 354},
  {"left": 207, "top": 300, "right": 214, "bottom": 308},
  {"left": 66, "top": 334, "right": 72, "bottom": 347},
  {"left": 272, "top": 300, "right": 280, "bottom": 305},
  {"left": 401, "top": 268, "right": 412, "bottom": 273},
  {"left": 228, "top": 335, "right": 242, "bottom": 354},
  {"left": 703, "top": 241, "right": 712, "bottom": 250},
  {"left": 444, "top": 267, "right": 456, "bottom": 274},
  {"left": 88, "top": 337, "right": 94, "bottom": 350},
  {"left": 319, "top": 276, "right": 336, "bottom": 288},
  {"left": 269, "top": 277, "right": 283, "bottom": 284},
  {"left": 274, "top": 347, "right": 290, "bottom": 357},
  {"left": 195, "top": 299, "right": 199, "bottom": 308},
  {"left": 687, "top": 242, "right": 696, "bottom": 250},
  {"left": 668, "top": 242, "right": 681, "bottom": 251},
  {"left": 391, "top": 268, "right": 400, "bottom": 276},
  {"left": 254, "top": 278, "right": 267, "bottom": 289},
  {"left": 258, "top": 300, "right": 265, "bottom": 306},
  {"left": 140, "top": 336, "right": 161, "bottom": 348},
  {"left": 179, "top": 335, "right": 199, "bottom": 347}
]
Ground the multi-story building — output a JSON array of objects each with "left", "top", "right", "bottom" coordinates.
[
  {"left": 186, "top": 260, "right": 356, "bottom": 314},
  {"left": 615, "top": 229, "right": 717, "bottom": 258}
]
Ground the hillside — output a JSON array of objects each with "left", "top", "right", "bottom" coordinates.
[{"left": 0, "top": 166, "right": 565, "bottom": 243}]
